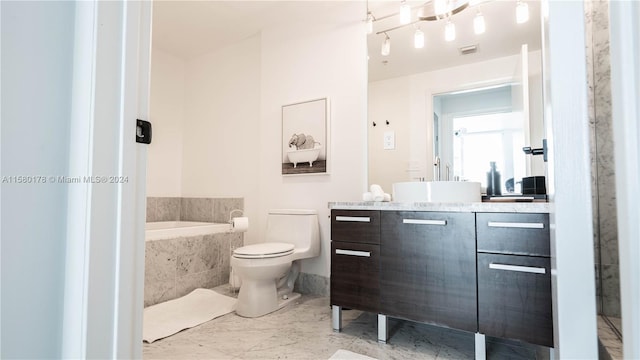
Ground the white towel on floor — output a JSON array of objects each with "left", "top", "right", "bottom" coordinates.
[
  {"left": 329, "top": 349, "right": 377, "bottom": 360},
  {"left": 143, "top": 288, "right": 236, "bottom": 343}
]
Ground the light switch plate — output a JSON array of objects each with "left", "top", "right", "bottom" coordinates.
[{"left": 383, "top": 131, "right": 395, "bottom": 150}]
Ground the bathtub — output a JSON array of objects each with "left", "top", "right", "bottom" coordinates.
[
  {"left": 144, "top": 220, "right": 243, "bottom": 307},
  {"left": 145, "top": 221, "right": 231, "bottom": 241},
  {"left": 287, "top": 145, "right": 322, "bottom": 168}
]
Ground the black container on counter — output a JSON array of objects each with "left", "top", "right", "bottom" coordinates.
[
  {"left": 522, "top": 176, "right": 547, "bottom": 195},
  {"left": 486, "top": 162, "right": 502, "bottom": 196}
]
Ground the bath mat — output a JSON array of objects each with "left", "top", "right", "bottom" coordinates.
[
  {"left": 143, "top": 288, "right": 236, "bottom": 343},
  {"left": 329, "top": 349, "right": 377, "bottom": 360}
]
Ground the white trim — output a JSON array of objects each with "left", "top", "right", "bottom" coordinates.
[
  {"left": 62, "top": 1, "right": 98, "bottom": 357},
  {"left": 610, "top": 1, "right": 640, "bottom": 358},
  {"left": 544, "top": 0, "right": 597, "bottom": 358},
  {"left": 61, "top": 1, "right": 151, "bottom": 358}
]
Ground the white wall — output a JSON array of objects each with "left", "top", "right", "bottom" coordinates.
[
  {"left": 1, "top": 1, "right": 75, "bottom": 357},
  {"left": 369, "top": 50, "right": 544, "bottom": 191},
  {"left": 259, "top": 6, "right": 368, "bottom": 277},
  {"left": 368, "top": 76, "right": 411, "bottom": 193},
  {"left": 147, "top": 48, "right": 185, "bottom": 197},
  {"left": 181, "top": 35, "right": 261, "bottom": 243}
]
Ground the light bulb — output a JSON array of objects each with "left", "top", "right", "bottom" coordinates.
[
  {"left": 381, "top": 36, "right": 391, "bottom": 56},
  {"left": 414, "top": 28, "right": 424, "bottom": 49},
  {"left": 366, "top": 14, "right": 373, "bottom": 34},
  {"left": 400, "top": 1, "right": 411, "bottom": 25},
  {"left": 434, "top": 0, "right": 447, "bottom": 16},
  {"left": 516, "top": 1, "right": 529, "bottom": 24},
  {"left": 474, "top": 12, "right": 486, "bottom": 34},
  {"left": 445, "top": 20, "right": 456, "bottom": 42}
]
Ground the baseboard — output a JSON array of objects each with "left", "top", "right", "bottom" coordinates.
[{"left": 294, "top": 272, "right": 329, "bottom": 296}]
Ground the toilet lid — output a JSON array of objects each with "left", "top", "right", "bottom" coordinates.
[{"left": 233, "top": 242, "right": 295, "bottom": 259}]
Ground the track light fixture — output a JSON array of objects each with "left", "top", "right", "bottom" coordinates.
[
  {"left": 369, "top": 1, "right": 531, "bottom": 49},
  {"left": 381, "top": 34, "right": 391, "bottom": 56},
  {"left": 474, "top": 10, "right": 486, "bottom": 34},
  {"left": 414, "top": 27, "right": 425, "bottom": 49},
  {"left": 445, "top": 19, "right": 456, "bottom": 42},
  {"left": 516, "top": 0, "right": 529, "bottom": 24},
  {"left": 400, "top": 0, "right": 411, "bottom": 25}
]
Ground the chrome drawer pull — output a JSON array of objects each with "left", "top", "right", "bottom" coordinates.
[
  {"left": 487, "top": 221, "right": 544, "bottom": 229},
  {"left": 336, "top": 216, "right": 371, "bottom": 223},
  {"left": 335, "top": 249, "right": 371, "bottom": 257},
  {"left": 489, "top": 263, "right": 546, "bottom": 274},
  {"left": 403, "top": 219, "right": 447, "bottom": 226}
]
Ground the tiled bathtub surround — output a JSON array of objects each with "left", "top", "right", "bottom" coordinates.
[
  {"left": 146, "top": 197, "right": 244, "bottom": 223},
  {"left": 144, "top": 232, "right": 243, "bottom": 307}
]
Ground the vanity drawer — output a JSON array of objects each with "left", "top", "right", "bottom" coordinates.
[
  {"left": 330, "top": 241, "right": 380, "bottom": 313},
  {"left": 331, "top": 210, "right": 380, "bottom": 244},
  {"left": 477, "top": 213, "right": 550, "bottom": 256},
  {"left": 477, "top": 253, "right": 553, "bottom": 347}
]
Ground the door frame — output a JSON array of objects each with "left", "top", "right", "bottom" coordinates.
[{"left": 62, "top": 1, "right": 151, "bottom": 358}]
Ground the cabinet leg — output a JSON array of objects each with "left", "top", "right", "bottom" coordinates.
[
  {"left": 377, "top": 314, "right": 388, "bottom": 343},
  {"left": 475, "top": 333, "right": 486, "bottom": 360},
  {"left": 332, "top": 305, "right": 342, "bottom": 332}
]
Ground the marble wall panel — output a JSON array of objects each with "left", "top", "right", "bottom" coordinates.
[
  {"left": 213, "top": 198, "right": 245, "bottom": 224},
  {"left": 180, "top": 198, "right": 214, "bottom": 222},
  {"left": 586, "top": 0, "right": 620, "bottom": 318},
  {"left": 146, "top": 197, "right": 181, "bottom": 222},
  {"left": 144, "top": 231, "right": 243, "bottom": 307}
]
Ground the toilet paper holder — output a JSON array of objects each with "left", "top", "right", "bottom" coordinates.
[{"left": 228, "top": 209, "right": 244, "bottom": 223}]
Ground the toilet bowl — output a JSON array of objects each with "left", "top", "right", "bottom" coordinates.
[{"left": 231, "top": 209, "right": 319, "bottom": 318}]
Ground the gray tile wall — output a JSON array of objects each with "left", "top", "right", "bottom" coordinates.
[
  {"left": 144, "top": 232, "right": 243, "bottom": 307},
  {"left": 585, "top": 0, "right": 620, "bottom": 317},
  {"left": 146, "top": 197, "right": 244, "bottom": 223}
]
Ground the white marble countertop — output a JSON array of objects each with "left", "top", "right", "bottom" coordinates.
[{"left": 328, "top": 201, "right": 551, "bottom": 213}]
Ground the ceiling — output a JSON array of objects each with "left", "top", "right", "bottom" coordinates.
[
  {"left": 152, "top": 1, "right": 362, "bottom": 59},
  {"left": 152, "top": 1, "right": 542, "bottom": 81}
]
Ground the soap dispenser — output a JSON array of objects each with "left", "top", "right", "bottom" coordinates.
[{"left": 486, "top": 162, "right": 502, "bottom": 196}]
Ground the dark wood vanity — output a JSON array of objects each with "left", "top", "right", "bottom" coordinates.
[{"left": 329, "top": 203, "right": 553, "bottom": 357}]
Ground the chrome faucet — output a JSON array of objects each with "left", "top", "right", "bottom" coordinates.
[{"left": 434, "top": 156, "right": 441, "bottom": 181}]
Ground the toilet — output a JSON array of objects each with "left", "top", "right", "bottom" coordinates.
[{"left": 230, "top": 209, "right": 320, "bottom": 318}]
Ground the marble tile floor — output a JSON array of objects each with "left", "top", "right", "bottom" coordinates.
[{"left": 144, "top": 285, "right": 550, "bottom": 360}]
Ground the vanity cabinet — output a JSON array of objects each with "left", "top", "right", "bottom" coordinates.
[
  {"left": 330, "top": 210, "right": 380, "bottom": 313},
  {"left": 476, "top": 212, "right": 554, "bottom": 348},
  {"left": 329, "top": 206, "right": 553, "bottom": 350},
  {"left": 380, "top": 211, "right": 477, "bottom": 332}
]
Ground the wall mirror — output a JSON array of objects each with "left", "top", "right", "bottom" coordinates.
[{"left": 367, "top": 0, "right": 544, "bottom": 193}]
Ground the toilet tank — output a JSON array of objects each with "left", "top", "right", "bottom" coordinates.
[{"left": 265, "top": 209, "right": 319, "bottom": 260}]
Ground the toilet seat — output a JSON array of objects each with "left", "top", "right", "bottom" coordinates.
[{"left": 233, "top": 242, "right": 295, "bottom": 259}]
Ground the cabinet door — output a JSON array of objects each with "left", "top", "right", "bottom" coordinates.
[
  {"left": 380, "top": 211, "right": 477, "bottom": 332},
  {"left": 330, "top": 241, "right": 379, "bottom": 312},
  {"left": 478, "top": 253, "right": 553, "bottom": 347},
  {"left": 331, "top": 210, "right": 380, "bottom": 244},
  {"left": 477, "top": 213, "right": 550, "bottom": 256}
]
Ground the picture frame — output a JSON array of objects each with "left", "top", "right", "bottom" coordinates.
[{"left": 281, "top": 98, "right": 329, "bottom": 175}]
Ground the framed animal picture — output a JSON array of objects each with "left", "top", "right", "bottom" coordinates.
[{"left": 281, "top": 98, "right": 329, "bottom": 175}]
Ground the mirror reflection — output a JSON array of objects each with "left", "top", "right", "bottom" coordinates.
[{"left": 367, "top": 0, "right": 544, "bottom": 194}]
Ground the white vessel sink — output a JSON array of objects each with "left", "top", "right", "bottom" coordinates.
[
  {"left": 427, "top": 181, "right": 481, "bottom": 202},
  {"left": 392, "top": 182, "right": 429, "bottom": 202},
  {"left": 392, "top": 181, "right": 481, "bottom": 202}
]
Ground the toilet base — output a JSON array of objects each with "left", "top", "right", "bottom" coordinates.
[
  {"left": 278, "top": 292, "right": 301, "bottom": 309},
  {"left": 235, "top": 288, "right": 301, "bottom": 318}
]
